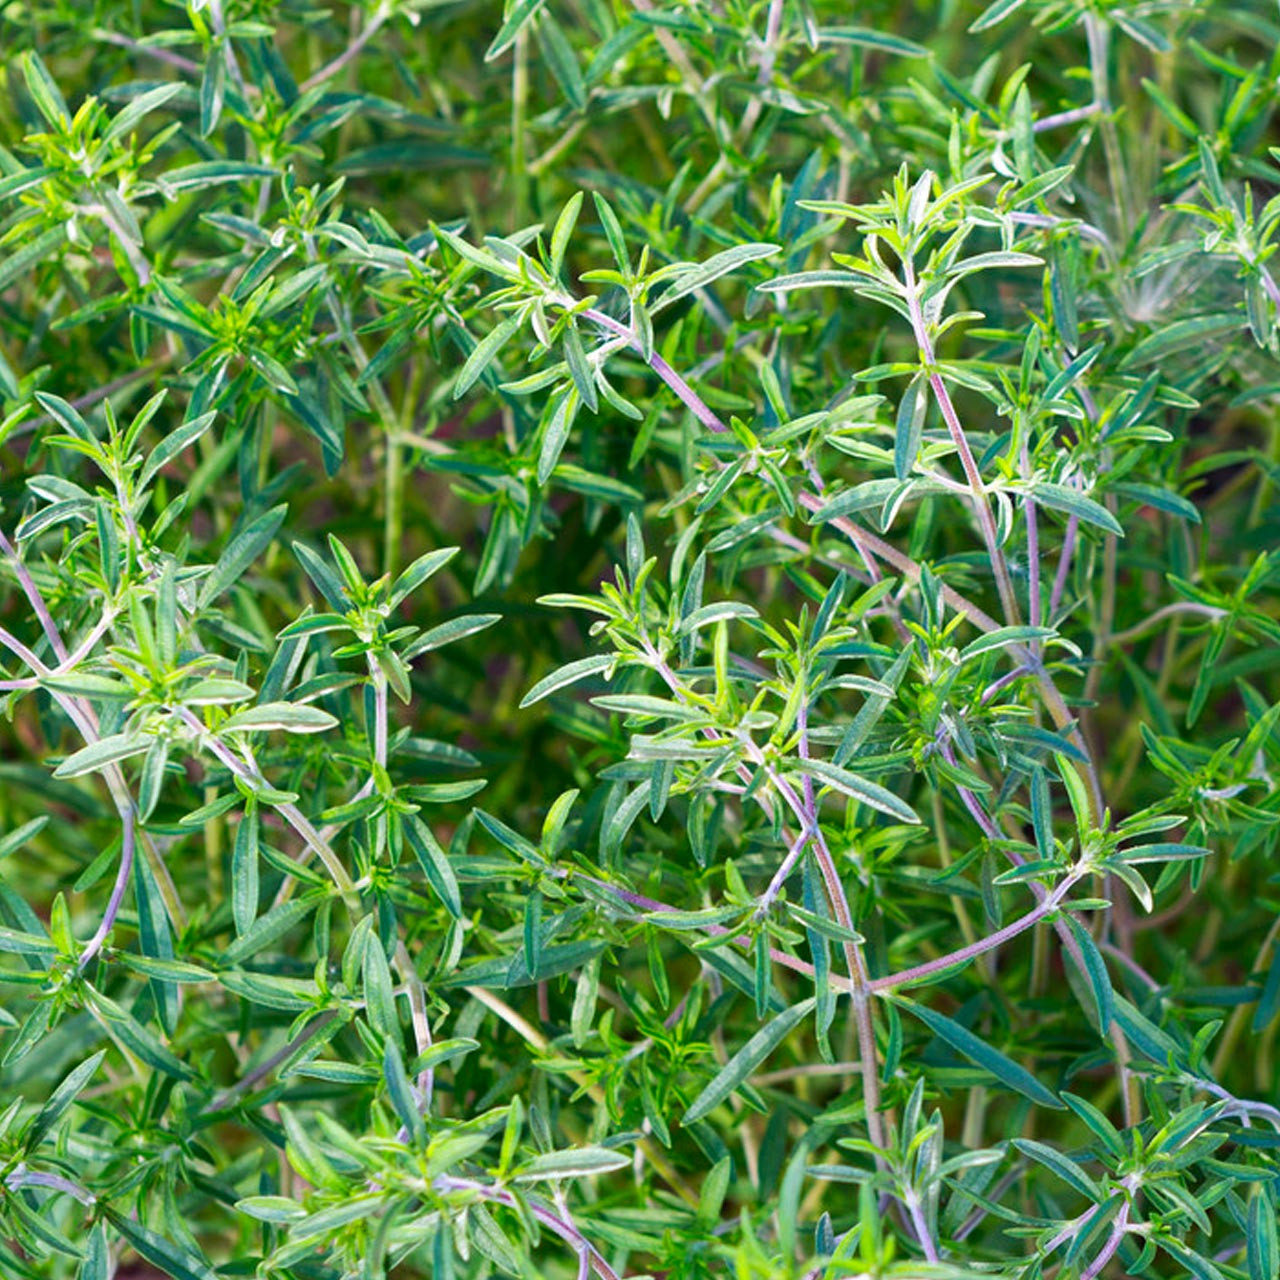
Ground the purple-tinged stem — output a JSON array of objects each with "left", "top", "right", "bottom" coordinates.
[
  {"left": 0, "top": 532, "right": 186, "bottom": 932},
  {"left": 208, "top": 1011, "right": 342, "bottom": 1111},
  {"left": 77, "top": 803, "right": 135, "bottom": 968},
  {"left": 637, "top": 639, "right": 887, "bottom": 1151},
  {"left": 756, "top": 699, "right": 817, "bottom": 914},
  {"left": 1108, "top": 601, "right": 1226, "bottom": 646},
  {"left": 1081, "top": 1202, "right": 1130, "bottom": 1280},
  {"left": 940, "top": 740, "right": 1139, "bottom": 1124},
  {"left": 735, "top": 0, "right": 785, "bottom": 141},
  {"left": 0, "top": 529, "right": 68, "bottom": 662},
  {"left": 1007, "top": 211, "right": 1111, "bottom": 247},
  {"left": 1049, "top": 517, "right": 1079, "bottom": 624},
  {"left": 1097, "top": 940, "right": 1160, "bottom": 991},
  {"left": 756, "top": 819, "right": 814, "bottom": 916},
  {"left": 434, "top": 1177, "right": 623, "bottom": 1280},
  {"left": 870, "top": 878, "right": 1079, "bottom": 992},
  {"left": 902, "top": 256, "right": 1021, "bottom": 627},
  {"left": 300, "top": 4, "right": 389, "bottom": 93},
  {"left": 903, "top": 1189, "right": 940, "bottom": 1263},
  {"left": 94, "top": 29, "right": 202, "bottom": 74},
  {"left": 583, "top": 308, "right": 727, "bottom": 433},
  {"left": 1032, "top": 102, "right": 1102, "bottom": 132},
  {"left": 0, "top": 626, "right": 43, "bottom": 671},
  {"left": 586, "top": 869, "right": 1071, "bottom": 1000},
  {"left": 177, "top": 706, "right": 358, "bottom": 906},
  {"left": 1022, "top": 444, "right": 1042, "bottom": 643},
  {"left": 980, "top": 664, "right": 1031, "bottom": 705}
]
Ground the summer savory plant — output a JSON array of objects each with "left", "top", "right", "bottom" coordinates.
[{"left": 1, "top": 0, "right": 1280, "bottom": 1275}]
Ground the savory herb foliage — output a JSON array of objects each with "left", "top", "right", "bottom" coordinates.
[{"left": 1, "top": 0, "right": 1279, "bottom": 1276}]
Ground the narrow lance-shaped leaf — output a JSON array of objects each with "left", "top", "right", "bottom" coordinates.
[
  {"left": 219, "top": 703, "right": 338, "bottom": 734},
  {"left": 795, "top": 758, "right": 920, "bottom": 824},
  {"left": 520, "top": 653, "right": 614, "bottom": 708},
  {"left": 26, "top": 1050, "right": 106, "bottom": 1150},
  {"left": 103, "top": 1210, "right": 219, "bottom": 1280},
  {"left": 685, "top": 998, "right": 816, "bottom": 1123},
  {"left": 404, "top": 815, "right": 462, "bottom": 918},
  {"left": 651, "top": 243, "right": 782, "bottom": 312},
  {"left": 899, "top": 999, "right": 1064, "bottom": 1108},
  {"left": 199, "top": 506, "right": 288, "bottom": 606},
  {"left": 514, "top": 1146, "right": 631, "bottom": 1181},
  {"left": 1031, "top": 484, "right": 1124, "bottom": 538},
  {"left": 455, "top": 314, "right": 523, "bottom": 400}
]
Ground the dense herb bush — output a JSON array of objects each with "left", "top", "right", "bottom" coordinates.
[{"left": 3, "top": 0, "right": 1280, "bottom": 1275}]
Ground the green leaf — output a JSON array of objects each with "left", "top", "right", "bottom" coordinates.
[
  {"left": 363, "top": 933, "right": 398, "bottom": 1039},
  {"left": 679, "top": 601, "right": 760, "bottom": 633},
  {"left": 53, "top": 733, "right": 150, "bottom": 779},
  {"left": 1112, "top": 995, "right": 1183, "bottom": 1067},
  {"left": 818, "top": 26, "right": 928, "bottom": 56},
  {"left": 198, "top": 506, "right": 288, "bottom": 606},
  {"left": 1032, "top": 484, "right": 1123, "bottom": 537},
  {"left": 514, "top": 1146, "right": 631, "bottom": 1181},
  {"left": 404, "top": 815, "right": 462, "bottom": 918},
  {"left": 403, "top": 613, "right": 501, "bottom": 659},
  {"left": 1011, "top": 1138, "right": 1101, "bottom": 1200},
  {"left": 549, "top": 193, "right": 583, "bottom": 279},
  {"left": 390, "top": 546, "right": 460, "bottom": 608},
  {"left": 117, "top": 954, "right": 213, "bottom": 984},
  {"left": 563, "top": 323, "right": 598, "bottom": 412},
  {"left": 1254, "top": 948, "right": 1280, "bottom": 1034},
  {"left": 235, "top": 1197, "right": 307, "bottom": 1224},
  {"left": 1064, "top": 914, "right": 1114, "bottom": 1032},
  {"left": 968, "top": 0, "right": 1029, "bottom": 31},
  {"left": 592, "top": 193, "right": 629, "bottom": 274},
  {"left": 0, "top": 816, "right": 50, "bottom": 861},
  {"left": 536, "top": 12, "right": 586, "bottom": 110},
  {"left": 900, "top": 1000, "right": 1063, "bottom": 1108},
  {"left": 1248, "top": 1189, "right": 1279, "bottom": 1280},
  {"left": 222, "top": 896, "right": 321, "bottom": 966},
  {"left": 1111, "top": 482, "right": 1201, "bottom": 525},
  {"left": 0, "top": 224, "right": 67, "bottom": 293},
  {"left": 157, "top": 161, "right": 278, "bottom": 192},
  {"left": 103, "top": 1210, "right": 218, "bottom": 1280},
  {"left": 456, "top": 315, "right": 523, "bottom": 399},
  {"left": 486, "top": 0, "right": 549, "bottom": 60},
  {"left": 218, "top": 971, "right": 319, "bottom": 1011},
  {"left": 0, "top": 924, "right": 56, "bottom": 958},
  {"left": 84, "top": 989, "right": 194, "bottom": 1080},
  {"left": 685, "top": 998, "right": 816, "bottom": 1123},
  {"left": 538, "top": 386, "right": 581, "bottom": 485},
  {"left": 26, "top": 1050, "right": 106, "bottom": 1150},
  {"left": 384, "top": 1037, "right": 425, "bottom": 1145},
  {"left": 651, "top": 243, "right": 782, "bottom": 313},
  {"left": 232, "top": 802, "right": 259, "bottom": 936},
  {"left": 138, "top": 412, "right": 216, "bottom": 491},
  {"left": 293, "top": 540, "right": 350, "bottom": 610},
  {"left": 78, "top": 1225, "right": 109, "bottom": 1280},
  {"left": 1060, "top": 1092, "right": 1124, "bottom": 1160},
  {"left": 960, "top": 626, "right": 1057, "bottom": 662},
  {"left": 22, "top": 52, "right": 70, "bottom": 126},
  {"left": 794, "top": 758, "right": 919, "bottom": 824},
  {"left": 33, "top": 391, "right": 94, "bottom": 442},
  {"left": 103, "top": 82, "right": 182, "bottom": 144},
  {"left": 519, "top": 654, "right": 614, "bottom": 707},
  {"left": 1122, "top": 313, "right": 1242, "bottom": 368},
  {"left": 219, "top": 703, "right": 338, "bottom": 734},
  {"left": 893, "top": 374, "right": 925, "bottom": 481}
]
